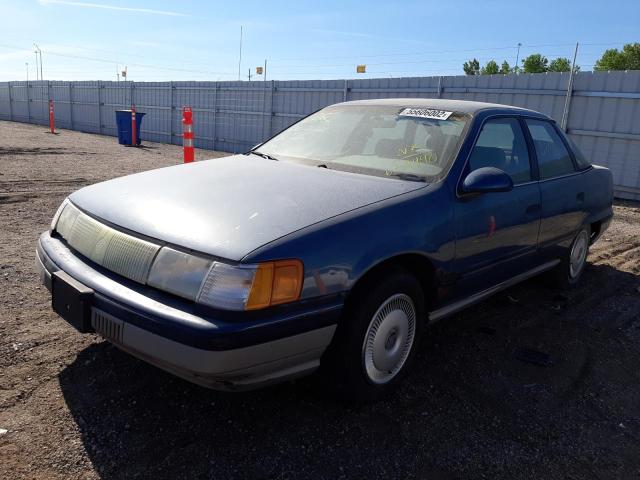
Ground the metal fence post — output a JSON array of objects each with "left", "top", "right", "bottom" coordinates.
[
  {"left": 213, "top": 83, "right": 218, "bottom": 151},
  {"left": 26, "top": 81, "right": 31, "bottom": 122},
  {"left": 68, "top": 82, "right": 74, "bottom": 129},
  {"left": 262, "top": 79, "right": 268, "bottom": 144},
  {"left": 47, "top": 80, "right": 51, "bottom": 109},
  {"left": 40, "top": 78, "right": 49, "bottom": 125},
  {"left": 437, "top": 76, "right": 443, "bottom": 98},
  {"left": 343, "top": 79, "right": 348, "bottom": 101},
  {"left": 169, "top": 81, "right": 174, "bottom": 144},
  {"left": 233, "top": 82, "right": 241, "bottom": 153},
  {"left": 7, "top": 82, "right": 13, "bottom": 121},
  {"left": 268, "top": 80, "right": 275, "bottom": 139},
  {"left": 98, "top": 81, "right": 103, "bottom": 134}
]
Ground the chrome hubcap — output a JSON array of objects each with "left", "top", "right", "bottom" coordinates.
[
  {"left": 362, "top": 293, "right": 416, "bottom": 384},
  {"left": 569, "top": 230, "right": 589, "bottom": 278}
]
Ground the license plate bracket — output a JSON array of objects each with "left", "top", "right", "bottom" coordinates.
[{"left": 52, "top": 271, "right": 94, "bottom": 333}]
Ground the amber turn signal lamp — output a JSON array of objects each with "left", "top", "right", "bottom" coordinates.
[{"left": 245, "top": 259, "right": 303, "bottom": 310}]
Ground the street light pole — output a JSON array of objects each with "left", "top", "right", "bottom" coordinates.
[
  {"left": 26, "top": 62, "right": 29, "bottom": 82},
  {"left": 33, "top": 43, "right": 45, "bottom": 124},
  {"left": 34, "top": 44, "right": 43, "bottom": 80}
]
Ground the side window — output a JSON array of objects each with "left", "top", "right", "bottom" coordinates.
[
  {"left": 525, "top": 119, "right": 576, "bottom": 179},
  {"left": 469, "top": 117, "right": 531, "bottom": 184}
]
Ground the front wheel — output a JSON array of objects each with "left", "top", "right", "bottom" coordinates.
[{"left": 323, "top": 269, "right": 425, "bottom": 402}]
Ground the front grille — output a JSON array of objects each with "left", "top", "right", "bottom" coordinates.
[
  {"left": 56, "top": 202, "right": 159, "bottom": 284},
  {"left": 91, "top": 308, "right": 124, "bottom": 343}
]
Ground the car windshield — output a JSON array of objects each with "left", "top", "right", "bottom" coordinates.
[{"left": 255, "top": 105, "right": 470, "bottom": 181}]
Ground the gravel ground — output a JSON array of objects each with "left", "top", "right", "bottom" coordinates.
[{"left": 1, "top": 120, "right": 639, "bottom": 480}]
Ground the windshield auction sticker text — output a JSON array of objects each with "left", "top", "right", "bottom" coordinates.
[{"left": 399, "top": 108, "right": 453, "bottom": 120}]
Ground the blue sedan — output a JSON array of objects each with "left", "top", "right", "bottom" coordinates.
[{"left": 36, "top": 99, "right": 613, "bottom": 400}]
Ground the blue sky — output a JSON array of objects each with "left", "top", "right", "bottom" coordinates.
[{"left": 1, "top": 0, "right": 639, "bottom": 81}]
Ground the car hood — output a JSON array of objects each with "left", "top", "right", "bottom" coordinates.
[{"left": 69, "top": 155, "right": 424, "bottom": 261}]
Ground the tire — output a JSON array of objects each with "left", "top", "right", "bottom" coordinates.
[
  {"left": 548, "top": 226, "right": 591, "bottom": 289},
  {"left": 323, "top": 268, "right": 425, "bottom": 402}
]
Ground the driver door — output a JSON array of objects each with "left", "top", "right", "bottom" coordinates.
[{"left": 452, "top": 116, "right": 542, "bottom": 297}]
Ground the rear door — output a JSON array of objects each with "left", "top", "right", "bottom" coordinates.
[
  {"left": 453, "top": 116, "right": 542, "bottom": 296},
  {"left": 523, "top": 118, "right": 587, "bottom": 259}
]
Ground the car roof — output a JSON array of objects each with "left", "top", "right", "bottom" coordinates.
[{"left": 334, "top": 98, "right": 546, "bottom": 117}]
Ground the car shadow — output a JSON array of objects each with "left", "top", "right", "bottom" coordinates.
[{"left": 59, "top": 262, "right": 640, "bottom": 479}]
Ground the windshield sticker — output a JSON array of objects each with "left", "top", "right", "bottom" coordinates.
[
  {"left": 397, "top": 144, "right": 438, "bottom": 165},
  {"left": 399, "top": 108, "right": 453, "bottom": 120}
]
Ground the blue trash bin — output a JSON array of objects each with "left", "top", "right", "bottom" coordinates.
[{"left": 115, "top": 110, "right": 145, "bottom": 146}]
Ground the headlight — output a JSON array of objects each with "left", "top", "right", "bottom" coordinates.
[
  {"left": 147, "top": 247, "right": 212, "bottom": 301},
  {"left": 147, "top": 247, "right": 304, "bottom": 311},
  {"left": 50, "top": 198, "right": 69, "bottom": 231},
  {"left": 197, "top": 259, "right": 303, "bottom": 311},
  {"left": 197, "top": 262, "right": 258, "bottom": 310}
]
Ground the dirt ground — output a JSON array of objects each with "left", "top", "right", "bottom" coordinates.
[{"left": 1, "top": 120, "right": 639, "bottom": 480}]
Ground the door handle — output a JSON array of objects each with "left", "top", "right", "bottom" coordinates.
[{"left": 576, "top": 192, "right": 585, "bottom": 203}]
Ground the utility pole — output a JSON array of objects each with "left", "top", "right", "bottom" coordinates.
[
  {"left": 515, "top": 42, "right": 522, "bottom": 73},
  {"left": 25, "top": 62, "right": 29, "bottom": 82},
  {"left": 264, "top": 59, "right": 267, "bottom": 82},
  {"left": 237, "top": 25, "right": 243, "bottom": 81},
  {"left": 561, "top": 42, "right": 579, "bottom": 132},
  {"left": 247, "top": 68, "right": 252, "bottom": 81}
]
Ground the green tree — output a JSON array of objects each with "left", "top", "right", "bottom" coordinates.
[
  {"left": 595, "top": 49, "right": 627, "bottom": 70},
  {"left": 522, "top": 54, "right": 549, "bottom": 73},
  {"left": 499, "top": 61, "right": 512, "bottom": 74},
  {"left": 463, "top": 58, "right": 480, "bottom": 75},
  {"left": 548, "top": 57, "right": 573, "bottom": 72},
  {"left": 594, "top": 43, "right": 640, "bottom": 71},
  {"left": 481, "top": 60, "right": 499, "bottom": 75}
]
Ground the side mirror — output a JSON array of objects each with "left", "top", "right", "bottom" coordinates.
[{"left": 462, "top": 167, "right": 513, "bottom": 194}]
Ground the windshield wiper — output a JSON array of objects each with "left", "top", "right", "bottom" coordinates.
[
  {"left": 250, "top": 150, "right": 279, "bottom": 161},
  {"left": 387, "top": 173, "right": 427, "bottom": 183}
]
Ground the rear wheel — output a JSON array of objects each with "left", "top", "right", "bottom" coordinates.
[
  {"left": 548, "top": 226, "right": 590, "bottom": 289},
  {"left": 324, "top": 268, "right": 425, "bottom": 402}
]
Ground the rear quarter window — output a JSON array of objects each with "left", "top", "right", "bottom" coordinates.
[
  {"left": 525, "top": 119, "right": 576, "bottom": 179},
  {"left": 561, "top": 132, "right": 592, "bottom": 170}
]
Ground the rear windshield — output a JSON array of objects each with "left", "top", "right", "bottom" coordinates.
[{"left": 256, "top": 105, "right": 470, "bottom": 182}]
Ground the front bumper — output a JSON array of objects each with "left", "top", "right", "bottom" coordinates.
[{"left": 36, "top": 231, "right": 340, "bottom": 390}]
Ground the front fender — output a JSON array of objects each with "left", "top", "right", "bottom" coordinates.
[{"left": 244, "top": 183, "right": 455, "bottom": 300}]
